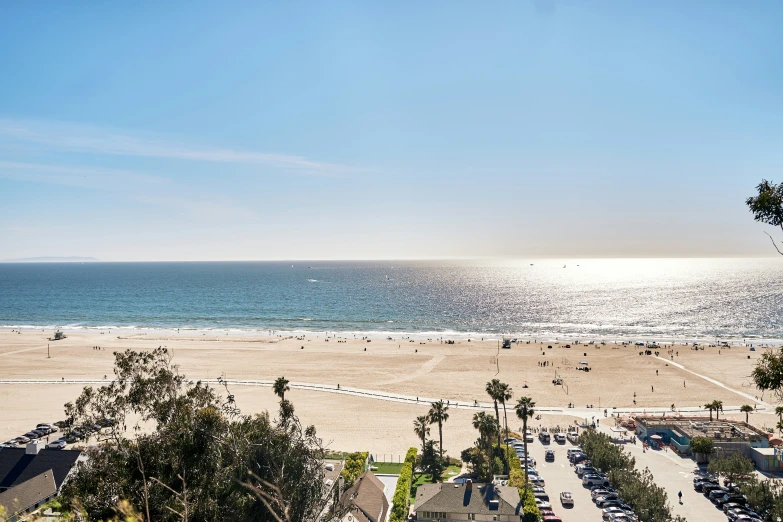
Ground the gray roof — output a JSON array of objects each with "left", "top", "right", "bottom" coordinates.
[
  {"left": 415, "top": 483, "right": 521, "bottom": 516},
  {"left": 0, "top": 469, "right": 57, "bottom": 517},
  {"left": 0, "top": 448, "right": 81, "bottom": 490}
]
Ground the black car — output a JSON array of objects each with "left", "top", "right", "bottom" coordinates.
[
  {"left": 694, "top": 480, "right": 717, "bottom": 492},
  {"left": 701, "top": 483, "right": 722, "bottom": 495},
  {"left": 716, "top": 494, "right": 747, "bottom": 507},
  {"left": 708, "top": 487, "right": 729, "bottom": 502},
  {"left": 545, "top": 450, "right": 555, "bottom": 462}
]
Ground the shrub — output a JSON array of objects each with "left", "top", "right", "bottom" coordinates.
[
  {"left": 341, "top": 451, "right": 369, "bottom": 488},
  {"left": 405, "top": 446, "right": 418, "bottom": 466},
  {"left": 520, "top": 486, "right": 541, "bottom": 522},
  {"left": 390, "top": 461, "right": 413, "bottom": 522}
]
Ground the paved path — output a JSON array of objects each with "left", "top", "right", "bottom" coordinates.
[
  {"left": 654, "top": 355, "right": 770, "bottom": 408},
  {"left": 0, "top": 377, "right": 770, "bottom": 415}
]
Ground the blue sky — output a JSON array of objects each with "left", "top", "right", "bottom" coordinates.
[{"left": 1, "top": 1, "right": 781, "bottom": 260}]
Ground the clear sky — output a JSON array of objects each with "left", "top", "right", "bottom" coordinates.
[{"left": 1, "top": 1, "right": 782, "bottom": 261}]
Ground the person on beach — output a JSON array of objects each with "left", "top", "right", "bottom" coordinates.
[{"left": 678, "top": 490, "right": 682, "bottom": 504}]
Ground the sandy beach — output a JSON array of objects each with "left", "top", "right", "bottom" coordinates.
[{"left": 0, "top": 329, "right": 777, "bottom": 457}]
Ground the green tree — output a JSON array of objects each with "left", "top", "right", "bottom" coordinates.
[
  {"left": 747, "top": 179, "right": 783, "bottom": 255},
  {"left": 419, "top": 440, "right": 444, "bottom": 482},
  {"left": 690, "top": 436, "right": 715, "bottom": 464},
  {"left": 471, "top": 412, "right": 499, "bottom": 481},
  {"left": 413, "top": 415, "right": 430, "bottom": 453},
  {"left": 485, "top": 379, "right": 505, "bottom": 449},
  {"left": 61, "top": 348, "right": 329, "bottom": 522},
  {"left": 273, "top": 376, "right": 290, "bottom": 402},
  {"left": 714, "top": 400, "right": 724, "bottom": 420},
  {"left": 428, "top": 400, "right": 449, "bottom": 459},
  {"left": 740, "top": 404, "right": 754, "bottom": 424},
  {"left": 708, "top": 452, "right": 755, "bottom": 487},
  {"left": 514, "top": 396, "right": 535, "bottom": 486},
  {"left": 752, "top": 350, "right": 783, "bottom": 403}
]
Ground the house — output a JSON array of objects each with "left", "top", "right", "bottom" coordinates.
[
  {"left": 635, "top": 416, "right": 769, "bottom": 456},
  {"left": 338, "top": 471, "right": 388, "bottom": 522},
  {"left": 414, "top": 481, "right": 522, "bottom": 521},
  {"left": 0, "top": 444, "right": 82, "bottom": 493},
  {"left": 0, "top": 470, "right": 57, "bottom": 522}
]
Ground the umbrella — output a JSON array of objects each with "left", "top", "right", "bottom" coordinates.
[
  {"left": 650, "top": 434, "right": 662, "bottom": 440},
  {"left": 770, "top": 437, "right": 783, "bottom": 446},
  {"left": 579, "top": 361, "right": 589, "bottom": 365}
]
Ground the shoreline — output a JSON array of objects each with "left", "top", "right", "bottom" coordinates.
[{"left": 2, "top": 324, "right": 781, "bottom": 346}]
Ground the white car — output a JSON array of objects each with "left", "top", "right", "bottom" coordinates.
[
  {"left": 46, "top": 439, "right": 67, "bottom": 450},
  {"left": 534, "top": 499, "right": 551, "bottom": 510},
  {"left": 560, "top": 491, "right": 574, "bottom": 507},
  {"left": 530, "top": 476, "right": 545, "bottom": 487},
  {"left": 602, "top": 507, "right": 626, "bottom": 520}
]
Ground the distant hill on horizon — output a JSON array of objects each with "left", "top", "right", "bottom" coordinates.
[{"left": 1, "top": 256, "right": 99, "bottom": 263}]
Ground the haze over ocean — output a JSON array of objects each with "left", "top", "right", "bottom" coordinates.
[{"left": 1, "top": 259, "right": 781, "bottom": 342}]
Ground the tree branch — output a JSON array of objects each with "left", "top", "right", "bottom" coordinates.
[{"left": 764, "top": 232, "right": 783, "bottom": 256}]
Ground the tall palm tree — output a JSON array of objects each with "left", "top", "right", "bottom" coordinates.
[
  {"left": 273, "top": 376, "right": 290, "bottom": 402},
  {"left": 714, "top": 400, "right": 724, "bottom": 420},
  {"left": 498, "top": 383, "right": 513, "bottom": 440},
  {"left": 472, "top": 411, "right": 499, "bottom": 476},
  {"left": 515, "top": 396, "right": 535, "bottom": 486},
  {"left": 486, "top": 379, "right": 505, "bottom": 448},
  {"left": 414, "top": 415, "right": 430, "bottom": 452},
  {"left": 428, "top": 400, "right": 449, "bottom": 459},
  {"left": 704, "top": 401, "right": 715, "bottom": 421},
  {"left": 740, "top": 404, "right": 754, "bottom": 424}
]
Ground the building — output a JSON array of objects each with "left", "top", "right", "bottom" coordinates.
[
  {"left": 338, "top": 471, "right": 388, "bottom": 522},
  {"left": 0, "top": 470, "right": 57, "bottom": 522},
  {"left": 0, "top": 444, "right": 82, "bottom": 493},
  {"left": 635, "top": 416, "right": 769, "bottom": 456},
  {"left": 634, "top": 416, "right": 783, "bottom": 471},
  {"left": 414, "top": 481, "right": 522, "bottom": 521}
]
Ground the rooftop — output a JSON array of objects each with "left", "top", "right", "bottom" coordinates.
[
  {"left": 0, "top": 470, "right": 57, "bottom": 517},
  {"left": 0, "top": 448, "right": 82, "bottom": 491},
  {"left": 415, "top": 482, "right": 521, "bottom": 516},
  {"left": 636, "top": 416, "right": 768, "bottom": 443}
]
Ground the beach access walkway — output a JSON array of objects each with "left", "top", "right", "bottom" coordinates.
[{"left": 0, "top": 364, "right": 772, "bottom": 417}]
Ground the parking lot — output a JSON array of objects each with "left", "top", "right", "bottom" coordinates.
[
  {"left": 519, "top": 428, "right": 729, "bottom": 522},
  {"left": 524, "top": 436, "right": 603, "bottom": 522}
]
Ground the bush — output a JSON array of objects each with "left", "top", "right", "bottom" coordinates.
[
  {"left": 341, "top": 451, "right": 369, "bottom": 488},
  {"left": 520, "top": 487, "right": 541, "bottom": 522},
  {"left": 390, "top": 461, "right": 413, "bottom": 522},
  {"left": 405, "top": 446, "right": 418, "bottom": 466}
]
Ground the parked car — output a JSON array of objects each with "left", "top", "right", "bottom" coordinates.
[
  {"left": 716, "top": 494, "right": 747, "bottom": 507},
  {"left": 46, "top": 439, "right": 67, "bottom": 450},
  {"left": 23, "top": 431, "right": 41, "bottom": 439},
  {"left": 559, "top": 491, "right": 574, "bottom": 507},
  {"left": 14, "top": 436, "right": 31, "bottom": 444},
  {"left": 530, "top": 476, "right": 545, "bottom": 487},
  {"left": 602, "top": 507, "right": 626, "bottom": 520},
  {"left": 583, "top": 475, "right": 610, "bottom": 487},
  {"left": 554, "top": 433, "right": 566, "bottom": 444}
]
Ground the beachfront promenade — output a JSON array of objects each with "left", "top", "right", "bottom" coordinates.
[{"left": 0, "top": 376, "right": 771, "bottom": 417}]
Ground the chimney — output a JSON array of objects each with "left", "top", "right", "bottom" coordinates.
[
  {"left": 26, "top": 442, "right": 43, "bottom": 455},
  {"left": 466, "top": 479, "right": 472, "bottom": 491}
]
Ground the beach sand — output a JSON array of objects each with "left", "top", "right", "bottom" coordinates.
[{"left": 0, "top": 330, "right": 774, "bottom": 456}]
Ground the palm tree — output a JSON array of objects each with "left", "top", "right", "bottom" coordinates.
[
  {"left": 704, "top": 401, "right": 716, "bottom": 421},
  {"left": 486, "top": 379, "right": 505, "bottom": 448},
  {"left": 714, "top": 400, "right": 724, "bottom": 420},
  {"left": 414, "top": 415, "right": 430, "bottom": 452},
  {"left": 515, "top": 396, "right": 536, "bottom": 486},
  {"left": 775, "top": 406, "right": 783, "bottom": 424},
  {"left": 428, "top": 401, "right": 449, "bottom": 459},
  {"left": 740, "top": 404, "right": 754, "bottom": 424},
  {"left": 498, "top": 383, "right": 513, "bottom": 440},
  {"left": 472, "top": 411, "right": 499, "bottom": 477},
  {"left": 273, "top": 376, "right": 290, "bottom": 402}
]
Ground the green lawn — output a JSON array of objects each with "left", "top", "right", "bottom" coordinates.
[{"left": 371, "top": 462, "right": 405, "bottom": 474}]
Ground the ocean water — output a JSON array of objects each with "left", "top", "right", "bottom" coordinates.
[{"left": 0, "top": 259, "right": 781, "bottom": 342}]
